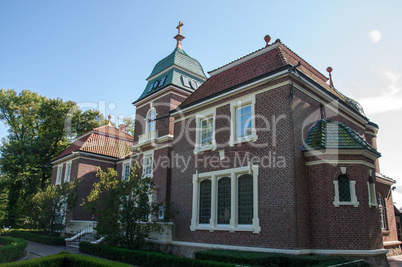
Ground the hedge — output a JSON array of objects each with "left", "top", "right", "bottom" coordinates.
[
  {"left": 6, "top": 231, "right": 65, "bottom": 246},
  {"left": 0, "top": 236, "right": 28, "bottom": 263},
  {"left": 194, "top": 249, "right": 368, "bottom": 267},
  {"left": 80, "top": 242, "right": 235, "bottom": 267},
  {"left": 0, "top": 251, "right": 131, "bottom": 266}
]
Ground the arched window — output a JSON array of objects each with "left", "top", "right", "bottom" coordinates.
[
  {"left": 338, "top": 175, "right": 351, "bottom": 202},
  {"left": 378, "top": 193, "right": 388, "bottom": 230},
  {"left": 217, "top": 177, "right": 231, "bottom": 224},
  {"left": 199, "top": 180, "right": 211, "bottom": 224},
  {"left": 146, "top": 109, "right": 156, "bottom": 133},
  {"left": 238, "top": 174, "right": 253, "bottom": 224}
]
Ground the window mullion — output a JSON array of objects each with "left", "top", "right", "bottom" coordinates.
[
  {"left": 210, "top": 175, "right": 217, "bottom": 227},
  {"left": 230, "top": 172, "right": 236, "bottom": 228},
  {"left": 190, "top": 173, "right": 199, "bottom": 230}
]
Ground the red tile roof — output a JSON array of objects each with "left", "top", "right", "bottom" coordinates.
[
  {"left": 180, "top": 41, "right": 344, "bottom": 108},
  {"left": 55, "top": 125, "right": 133, "bottom": 160}
]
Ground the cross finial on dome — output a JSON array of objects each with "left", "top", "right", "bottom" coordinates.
[{"left": 174, "top": 21, "right": 185, "bottom": 49}]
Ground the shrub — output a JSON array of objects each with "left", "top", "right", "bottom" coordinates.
[
  {"left": 80, "top": 242, "right": 234, "bottom": 267},
  {"left": 0, "top": 251, "right": 131, "bottom": 266},
  {"left": 0, "top": 236, "right": 27, "bottom": 263},
  {"left": 194, "top": 249, "right": 368, "bottom": 267},
  {"left": 6, "top": 230, "right": 65, "bottom": 246}
]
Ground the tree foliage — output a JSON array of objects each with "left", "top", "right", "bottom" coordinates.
[
  {"left": 122, "top": 116, "right": 135, "bottom": 136},
  {"left": 0, "top": 88, "right": 104, "bottom": 227},
  {"left": 29, "top": 180, "right": 80, "bottom": 233},
  {"left": 83, "top": 165, "right": 161, "bottom": 250}
]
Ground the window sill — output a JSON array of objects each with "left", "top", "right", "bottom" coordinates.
[
  {"left": 229, "top": 135, "right": 258, "bottom": 146},
  {"left": 368, "top": 203, "right": 378, "bottom": 208},
  {"left": 333, "top": 201, "right": 359, "bottom": 207},
  {"left": 382, "top": 230, "right": 390, "bottom": 236},
  {"left": 190, "top": 224, "right": 257, "bottom": 233},
  {"left": 194, "top": 144, "right": 216, "bottom": 154}
]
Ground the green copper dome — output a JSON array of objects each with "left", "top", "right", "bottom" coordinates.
[
  {"left": 147, "top": 48, "right": 207, "bottom": 79},
  {"left": 134, "top": 47, "right": 207, "bottom": 104}
]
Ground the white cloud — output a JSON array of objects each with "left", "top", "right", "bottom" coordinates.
[
  {"left": 369, "top": 30, "right": 382, "bottom": 43},
  {"left": 357, "top": 71, "right": 402, "bottom": 115}
]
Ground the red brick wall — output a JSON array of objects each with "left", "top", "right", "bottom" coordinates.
[
  {"left": 71, "top": 157, "right": 115, "bottom": 221},
  {"left": 170, "top": 73, "right": 385, "bottom": 251}
]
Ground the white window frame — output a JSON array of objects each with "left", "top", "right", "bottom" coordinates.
[
  {"left": 378, "top": 193, "right": 388, "bottom": 230},
  {"left": 122, "top": 159, "right": 131, "bottom": 180},
  {"left": 367, "top": 179, "right": 377, "bottom": 207},
  {"left": 64, "top": 161, "right": 72, "bottom": 183},
  {"left": 194, "top": 109, "right": 216, "bottom": 154},
  {"left": 333, "top": 178, "right": 359, "bottom": 207},
  {"left": 142, "top": 151, "right": 154, "bottom": 178},
  {"left": 56, "top": 165, "right": 63, "bottom": 185},
  {"left": 190, "top": 164, "right": 260, "bottom": 233},
  {"left": 146, "top": 108, "right": 157, "bottom": 133},
  {"left": 229, "top": 95, "right": 258, "bottom": 146}
]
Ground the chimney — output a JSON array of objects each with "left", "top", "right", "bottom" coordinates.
[{"left": 119, "top": 124, "right": 127, "bottom": 133}]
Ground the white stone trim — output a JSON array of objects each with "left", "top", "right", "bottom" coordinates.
[
  {"left": 56, "top": 165, "right": 63, "bottom": 185},
  {"left": 367, "top": 181, "right": 377, "bottom": 207},
  {"left": 193, "top": 108, "right": 217, "bottom": 154},
  {"left": 303, "top": 149, "right": 379, "bottom": 161},
  {"left": 151, "top": 240, "right": 387, "bottom": 256},
  {"left": 305, "top": 160, "right": 375, "bottom": 169},
  {"left": 190, "top": 165, "right": 260, "bottom": 233},
  {"left": 384, "top": 241, "right": 402, "bottom": 246},
  {"left": 64, "top": 160, "right": 72, "bottom": 183},
  {"left": 229, "top": 95, "right": 258, "bottom": 146},
  {"left": 376, "top": 172, "right": 396, "bottom": 185},
  {"left": 333, "top": 180, "right": 359, "bottom": 207}
]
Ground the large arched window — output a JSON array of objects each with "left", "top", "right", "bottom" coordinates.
[
  {"left": 199, "top": 180, "right": 211, "bottom": 224},
  {"left": 238, "top": 174, "right": 253, "bottom": 224},
  {"left": 146, "top": 109, "right": 156, "bottom": 133},
  {"left": 378, "top": 193, "right": 388, "bottom": 230},
  {"left": 217, "top": 177, "right": 231, "bottom": 224},
  {"left": 338, "top": 175, "right": 351, "bottom": 202}
]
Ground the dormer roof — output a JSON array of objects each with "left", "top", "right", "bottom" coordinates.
[{"left": 302, "top": 119, "right": 380, "bottom": 156}]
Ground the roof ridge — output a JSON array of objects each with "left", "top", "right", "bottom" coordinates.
[
  {"left": 278, "top": 42, "right": 328, "bottom": 82},
  {"left": 208, "top": 42, "right": 280, "bottom": 75}
]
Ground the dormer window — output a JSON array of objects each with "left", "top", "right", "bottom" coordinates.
[{"left": 146, "top": 109, "right": 156, "bottom": 133}]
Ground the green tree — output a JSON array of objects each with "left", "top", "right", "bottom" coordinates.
[
  {"left": 29, "top": 180, "right": 79, "bottom": 233},
  {"left": 0, "top": 88, "right": 104, "bottom": 227},
  {"left": 122, "top": 116, "right": 135, "bottom": 136},
  {"left": 83, "top": 165, "right": 161, "bottom": 250}
]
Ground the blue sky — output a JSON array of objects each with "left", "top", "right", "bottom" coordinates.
[{"left": 1, "top": 1, "right": 402, "bottom": 204}]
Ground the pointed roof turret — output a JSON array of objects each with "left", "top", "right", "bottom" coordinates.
[{"left": 134, "top": 22, "right": 207, "bottom": 104}]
